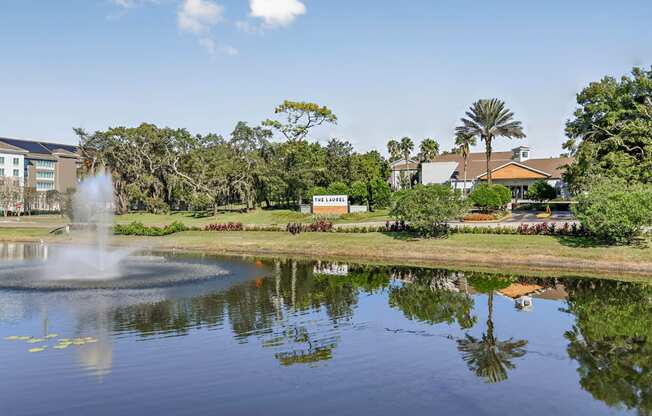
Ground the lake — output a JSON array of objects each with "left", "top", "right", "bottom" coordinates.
[{"left": 0, "top": 243, "right": 648, "bottom": 415}]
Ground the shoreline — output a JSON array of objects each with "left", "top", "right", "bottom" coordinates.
[{"left": 2, "top": 228, "right": 652, "bottom": 279}]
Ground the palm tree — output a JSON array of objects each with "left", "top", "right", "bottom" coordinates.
[
  {"left": 419, "top": 138, "right": 440, "bottom": 162},
  {"left": 457, "top": 279, "right": 527, "bottom": 384},
  {"left": 454, "top": 132, "right": 477, "bottom": 196},
  {"left": 455, "top": 99, "right": 525, "bottom": 184},
  {"left": 399, "top": 136, "right": 414, "bottom": 162},
  {"left": 387, "top": 139, "right": 401, "bottom": 162}
]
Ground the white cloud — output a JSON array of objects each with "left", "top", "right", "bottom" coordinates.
[
  {"left": 178, "top": 0, "right": 223, "bottom": 34},
  {"left": 249, "top": 0, "right": 306, "bottom": 27},
  {"left": 177, "top": 0, "right": 235, "bottom": 56}
]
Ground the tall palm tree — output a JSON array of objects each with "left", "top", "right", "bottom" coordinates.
[
  {"left": 419, "top": 138, "right": 440, "bottom": 162},
  {"left": 387, "top": 139, "right": 401, "bottom": 162},
  {"left": 454, "top": 132, "right": 477, "bottom": 196},
  {"left": 399, "top": 136, "right": 414, "bottom": 163},
  {"left": 457, "top": 285, "right": 527, "bottom": 384},
  {"left": 455, "top": 99, "right": 525, "bottom": 184}
]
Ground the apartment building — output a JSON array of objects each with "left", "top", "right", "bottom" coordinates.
[{"left": 0, "top": 137, "right": 79, "bottom": 211}]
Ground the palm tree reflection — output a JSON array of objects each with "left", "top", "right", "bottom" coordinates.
[{"left": 457, "top": 275, "right": 527, "bottom": 384}]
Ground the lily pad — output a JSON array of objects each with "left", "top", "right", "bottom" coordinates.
[
  {"left": 4, "top": 336, "right": 21, "bottom": 340},
  {"left": 28, "top": 347, "right": 47, "bottom": 353},
  {"left": 17, "top": 336, "right": 31, "bottom": 340},
  {"left": 45, "top": 334, "right": 59, "bottom": 339},
  {"left": 53, "top": 344, "right": 70, "bottom": 349},
  {"left": 27, "top": 338, "right": 47, "bottom": 344}
]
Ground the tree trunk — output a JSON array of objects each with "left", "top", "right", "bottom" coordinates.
[
  {"left": 463, "top": 156, "right": 468, "bottom": 197},
  {"left": 485, "top": 138, "right": 493, "bottom": 185}
]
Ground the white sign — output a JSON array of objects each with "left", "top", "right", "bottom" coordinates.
[{"left": 312, "top": 195, "right": 348, "bottom": 207}]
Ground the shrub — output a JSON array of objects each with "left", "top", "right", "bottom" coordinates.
[
  {"left": 307, "top": 186, "right": 328, "bottom": 201},
  {"left": 390, "top": 184, "right": 468, "bottom": 237},
  {"left": 350, "top": 181, "right": 368, "bottom": 205},
  {"left": 469, "top": 184, "right": 511, "bottom": 211},
  {"left": 286, "top": 222, "right": 303, "bottom": 235},
  {"left": 286, "top": 219, "right": 334, "bottom": 234},
  {"left": 306, "top": 219, "right": 334, "bottom": 232},
  {"left": 114, "top": 221, "right": 187, "bottom": 236},
  {"left": 327, "top": 182, "right": 349, "bottom": 196},
  {"left": 370, "top": 179, "right": 392, "bottom": 209},
  {"left": 573, "top": 179, "right": 652, "bottom": 244},
  {"left": 204, "top": 222, "right": 243, "bottom": 231},
  {"left": 528, "top": 180, "right": 557, "bottom": 202},
  {"left": 144, "top": 197, "right": 170, "bottom": 215}
]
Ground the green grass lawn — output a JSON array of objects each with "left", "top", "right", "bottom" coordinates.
[{"left": 5, "top": 226, "right": 649, "bottom": 277}]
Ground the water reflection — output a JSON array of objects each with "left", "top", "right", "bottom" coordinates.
[
  {"left": 457, "top": 274, "right": 527, "bottom": 384},
  {"left": 563, "top": 279, "right": 652, "bottom": 415},
  {"left": 3, "top": 244, "right": 652, "bottom": 415}
]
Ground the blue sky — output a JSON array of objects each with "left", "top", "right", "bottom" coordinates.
[{"left": 1, "top": 0, "right": 651, "bottom": 157}]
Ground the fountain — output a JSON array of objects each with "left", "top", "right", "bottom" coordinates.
[{"left": 0, "top": 172, "right": 229, "bottom": 290}]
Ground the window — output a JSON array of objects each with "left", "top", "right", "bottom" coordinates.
[
  {"left": 0, "top": 168, "right": 4, "bottom": 176},
  {"left": 36, "top": 181, "right": 54, "bottom": 191},
  {"left": 36, "top": 171, "right": 54, "bottom": 180},
  {"left": 521, "top": 151, "right": 529, "bottom": 159},
  {"left": 0, "top": 157, "right": 4, "bottom": 164},
  {"left": 13, "top": 169, "right": 19, "bottom": 177},
  {"left": 36, "top": 160, "right": 55, "bottom": 169},
  {"left": 13, "top": 158, "right": 19, "bottom": 166}
]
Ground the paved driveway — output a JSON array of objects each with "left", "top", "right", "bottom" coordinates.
[{"left": 503, "top": 210, "right": 575, "bottom": 223}]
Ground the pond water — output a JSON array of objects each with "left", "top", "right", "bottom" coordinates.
[{"left": 0, "top": 243, "right": 649, "bottom": 415}]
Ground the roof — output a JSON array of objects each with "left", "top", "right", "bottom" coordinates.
[
  {"left": 391, "top": 158, "right": 419, "bottom": 171},
  {"left": 477, "top": 162, "right": 552, "bottom": 180},
  {"left": 0, "top": 137, "right": 78, "bottom": 158},
  {"left": 430, "top": 151, "right": 572, "bottom": 180},
  {"left": 421, "top": 162, "right": 460, "bottom": 184}
]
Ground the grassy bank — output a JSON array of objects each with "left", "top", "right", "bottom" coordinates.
[{"left": 2, "top": 227, "right": 652, "bottom": 277}]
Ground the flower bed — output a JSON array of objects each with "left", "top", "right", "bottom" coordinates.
[
  {"left": 463, "top": 213, "right": 498, "bottom": 222},
  {"left": 204, "top": 222, "right": 243, "bottom": 231}
]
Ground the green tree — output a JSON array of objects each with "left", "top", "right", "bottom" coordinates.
[
  {"left": 262, "top": 100, "right": 337, "bottom": 142},
  {"left": 387, "top": 139, "right": 401, "bottom": 162},
  {"left": 419, "top": 138, "right": 440, "bottom": 162},
  {"left": 350, "top": 180, "right": 368, "bottom": 205},
  {"left": 390, "top": 184, "right": 468, "bottom": 237},
  {"left": 455, "top": 132, "right": 477, "bottom": 197},
  {"left": 469, "top": 184, "right": 512, "bottom": 211},
  {"left": 527, "top": 180, "right": 557, "bottom": 202},
  {"left": 369, "top": 178, "right": 391, "bottom": 209},
  {"left": 573, "top": 178, "right": 652, "bottom": 244},
  {"left": 327, "top": 181, "right": 349, "bottom": 195},
  {"left": 352, "top": 151, "right": 388, "bottom": 211},
  {"left": 306, "top": 186, "right": 327, "bottom": 201},
  {"left": 324, "top": 138, "right": 354, "bottom": 184},
  {"left": 399, "top": 136, "right": 414, "bottom": 162},
  {"left": 564, "top": 67, "right": 652, "bottom": 192},
  {"left": 455, "top": 99, "right": 526, "bottom": 184}
]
